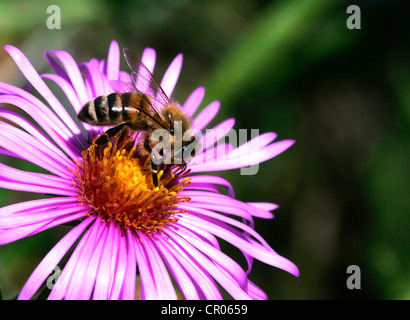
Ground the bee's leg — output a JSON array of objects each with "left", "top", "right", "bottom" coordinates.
[
  {"left": 144, "top": 136, "right": 159, "bottom": 188},
  {"left": 89, "top": 122, "right": 131, "bottom": 149},
  {"left": 175, "top": 161, "right": 187, "bottom": 176},
  {"left": 151, "top": 154, "right": 159, "bottom": 189}
]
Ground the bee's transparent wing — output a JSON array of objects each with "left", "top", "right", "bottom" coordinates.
[
  {"left": 123, "top": 48, "right": 171, "bottom": 109},
  {"left": 109, "top": 80, "right": 136, "bottom": 93},
  {"left": 109, "top": 48, "right": 170, "bottom": 131}
]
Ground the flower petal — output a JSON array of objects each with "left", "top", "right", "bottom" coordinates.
[
  {"left": 45, "top": 50, "right": 89, "bottom": 105},
  {"left": 79, "top": 60, "right": 112, "bottom": 98},
  {"left": 160, "top": 53, "right": 183, "bottom": 98},
  {"left": 165, "top": 227, "right": 252, "bottom": 299},
  {"left": 248, "top": 281, "right": 268, "bottom": 300},
  {"left": 192, "top": 100, "right": 220, "bottom": 131},
  {"left": 0, "top": 107, "right": 81, "bottom": 158},
  {"left": 179, "top": 204, "right": 271, "bottom": 250},
  {"left": 183, "top": 86, "right": 205, "bottom": 117},
  {"left": 18, "top": 217, "right": 94, "bottom": 300},
  {"left": 185, "top": 175, "right": 235, "bottom": 198},
  {"left": 0, "top": 89, "right": 82, "bottom": 159},
  {"left": 135, "top": 47, "right": 156, "bottom": 94},
  {"left": 155, "top": 236, "right": 201, "bottom": 299},
  {"left": 178, "top": 224, "right": 248, "bottom": 289},
  {"left": 189, "top": 139, "right": 295, "bottom": 173},
  {"left": 119, "top": 230, "right": 137, "bottom": 300},
  {"left": 201, "top": 118, "right": 236, "bottom": 150},
  {"left": 227, "top": 132, "right": 278, "bottom": 157},
  {"left": 3, "top": 46, "right": 84, "bottom": 141},
  {"left": 0, "top": 122, "right": 75, "bottom": 177},
  {"left": 180, "top": 214, "right": 299, "bottom": 277},
  {"left": 106, "top": 40, "right": 120, "bottom": 81},
  {"left": 139, "top": 232, "right": 177, "bottom": 300},
  {"left": 181, "top": 190, "right": 267, "bottom": 221},
  {"left": 109, "top": 225, "right": 127, "bottom": 299},
  {"left": 47, "top": 217, "right": 96, "bottom": 300},
  {"left": 141, "top": 47, "right": 156, "bottom": 73},
  {"left": 0, "top": 163, "right": 76, "bottom": 196},
  {"left": 0, "top": 197, "right": 78, "bottom": 216},
  {"left": 64, "top": 217, "right": 107, "bottom": 299},
  {"left": 133, "top": 232, "right": 156, "bottom": 299},
  {"left": 0, "top": 212, "right": 85, "bottom": 245},
  {"left": 159, "top": 230, "right": 223, "bottom": 299},
  {"left": 0, "top": 203, "right": 84, "bottom": 229},
  {"left": 93, "top": 221, "right": 117, "bottom": 300}
]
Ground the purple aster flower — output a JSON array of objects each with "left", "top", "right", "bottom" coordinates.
[{"left": 0, "top": 40, "right": 299, "bottom": 300}]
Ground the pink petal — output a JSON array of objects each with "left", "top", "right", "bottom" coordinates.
[
  {"left": 178, "top": 225, "right": 248, "bottom": 289},
  {"left": 154, "top": 237, "right": 201, "bottom": 299},
  {"left": 165, "top": 227, "right": 252, "bottom": 299},
  {"left": 138, "top": 232, "right": 177, "bottom": 300},
  {"left": 0, "top": 108, "right": 81, "bottom": 159},
  {"left": 93, "top": 221, "right": 117, "bottom": 299},
  {"left": 109, "top": 225, "right": 127, "bottom": 299},
  {"left": 0, "top": 163, "right": 75, "bottom": 195},
  {"left": 3, "top": 46, "right": 83, "bottom": 140},
  {"left": 141, "top": 47, "right": 156, "bottom": 73},
  {"left": 64, "top": 217, "right": 107, "bottom": 299},
  {"left": 192, "top": 100, "right": 220, "bottom": 131},
  {"left": 181, "top": 190, "right": 268, "bottom": 221},
  {"left": 181, "top": 214, "right": 299, "bottom": 277},
  {"left": 228, "top": 132, "right": 278, "bottom": 157},
  {"left": 159, "top": 230, "right": 223, "bottom": 299},
  {"left": 0, "top": 122, "right": 75, "bottom": 178},
  {"left": 0, "top": 197, "right": 78, "bottom": 216},
  {"left": 185, "top": 175, "right": 235, "bottom": 198},
  {"left": 45, "top": 50, "right": 89, "bottom": 105},
  {"left": 119, "top": 70, "right": 132, "bottom": 83},
  {"left": 248, "top": 280, "right": 268, "bottom": 300},
  {"left": 120, "top": 231, "right": 137, "bottom": 300},
  {"left": 0, "top": 93, "right": 82, "bottom": 160},
  {"left": 0, "top": 212, "right": 85, "bottom": 245},
  {"left": 79, "top": 60, "right": 112, "bottom": 98},
  {"left": 201, "top": 118, "right": 236, "bottom": 150},
  {"left": 247, "top": 202, "right": 278, "bottom": 216},
  {"left": 0, "top": 90, "right": 82, "bottom": 159},
  {"left": 133, "top": 233, "right": 156, "bottom": 299},
  {"left": 179, "top": 204, "right": 271, "bottom": 250},
  {"left": 41, "top": 74, "right": 82, "bottom": 111},
  {"left": 47, "top": 217, "right": 96, "bottom": 300},
  {"left": 160, "top": 53, "right": 183, "bottom": 98},
  {"left": 182, "top": 86, "right": 205, "bottom": 117},
  {"left": 106, "top": 40, "right": 120, "bottom": 81},
  {"left": 189, "top": 139, "right": 295, "bottom": 173},
  {"left": 18, "top": 217, "right": 94, "bottom": 300},
  {"left": 0, "top": 203, "right": 84, "bottom": 229}
]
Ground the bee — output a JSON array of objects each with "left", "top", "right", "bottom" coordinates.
[{"left": 77, "top": 48, "right": 198, "bottom": 188}]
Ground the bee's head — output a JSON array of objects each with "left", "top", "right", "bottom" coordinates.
[
  {"left": 163, "top": 103, "right": 190, "bottom": 135},
  {"left": 158, "top": 103, "right": 200, "bottom": 166}
]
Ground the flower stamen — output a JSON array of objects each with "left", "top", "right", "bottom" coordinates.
[{"left": 73, "top": 131, "right": 190, "bottom": 234}]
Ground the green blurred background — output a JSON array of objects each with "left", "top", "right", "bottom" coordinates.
[{"left": 0, "top": 0, "right": 409, "bottom": 300}]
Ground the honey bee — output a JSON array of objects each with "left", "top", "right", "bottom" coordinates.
[{"left": 77, "top": 48, "right": 198, "bottom": 188}]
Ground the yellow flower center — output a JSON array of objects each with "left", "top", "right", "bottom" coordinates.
[{"left": 73, "top": 131, "right": 190, "bottom": 234}]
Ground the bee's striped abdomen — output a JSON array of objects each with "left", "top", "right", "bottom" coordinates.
[
  {"left": 107, "top": 93, "right": 122, "bottom": 123},
  {"left": 78, "top": 93, "right": 124, "bottom": 126}
]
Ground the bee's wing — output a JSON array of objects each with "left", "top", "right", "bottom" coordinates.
[
  {"left": 108, "top": 48, "right": 171, "bottom": 131},
  {"left": 123, "top": 48, "right": 171, "bottom": 110},
  {"left": 109, "top": 80, "right": 137, "bottom": 93}
]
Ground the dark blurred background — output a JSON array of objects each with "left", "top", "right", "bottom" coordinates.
[{"left": 0, "top": 0, "right": 409, "bottom": 299}]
